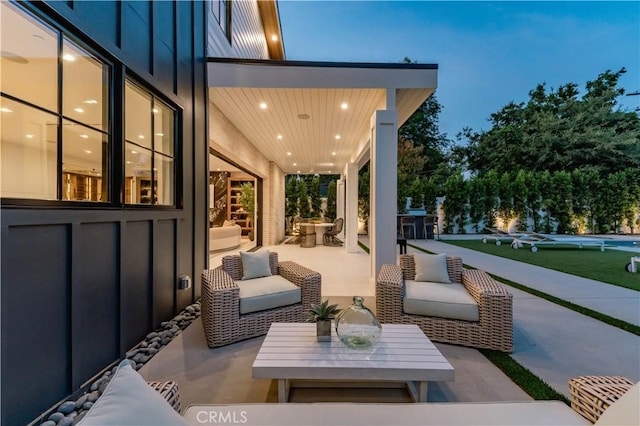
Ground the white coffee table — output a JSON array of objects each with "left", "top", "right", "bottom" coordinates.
[{"left": 252, "top": 323, "right": 454, "bottom": 402}]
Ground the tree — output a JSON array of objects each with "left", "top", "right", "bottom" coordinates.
[
  {"left": 442, "top": 172, "right": 468, "bottom": 233},
  {"left": 285, "top": 176, "right": 299, "bottom": 218},
  {"left": 298, "top": 179, "right": 310, "bottom": 218},
  {"left": 325, "top": 180, "right": 337, "bottom": 221},
  {"left": 358, "top": 164, "right": 370, "bottom": 233},
  {"left": 397, "top": 138, "right": 426, "bottom": 213},
  {"left": 310, "top": 176, "right": 322, "bottom": 218},
  {"left": 409, "top": 177, "right": 424, "bottom": 208},
  {"left": 459, "top": 68, "right": 640, "bottom": 175}
]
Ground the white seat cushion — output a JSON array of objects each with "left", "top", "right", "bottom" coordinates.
[
  {"left": 237, "top": 275, "right": 301, "bottom": 314},
  {"left": 595, "top": 381, "right": 640, "bottom": 426},
  {"left": 403, "top": 280, "right": 479, "bottom": 322}
]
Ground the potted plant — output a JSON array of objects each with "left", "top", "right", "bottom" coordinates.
[
  {"left": 238, "top": 182, "right": 255, "bottom": 241},
  {"left": 308, "top": 300, "right": 341, "bottom": 342}
]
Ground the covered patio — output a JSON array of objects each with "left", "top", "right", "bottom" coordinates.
[{"left": 207, "top": 58, "right": 437, "bottom": 288}]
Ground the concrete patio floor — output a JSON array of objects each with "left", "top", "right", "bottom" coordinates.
[{"left": 143, "top": 236, "right": 639, "bottom": 408}]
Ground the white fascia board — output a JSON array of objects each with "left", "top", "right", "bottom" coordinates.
[{"left": 208, "top": 61, "right": 437, "bottom": 90}]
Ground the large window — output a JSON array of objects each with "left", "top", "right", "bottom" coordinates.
[
  {"left": 124, "top": 80, "right": 175, "bottom": 206},
  {"left": 1, "top": 2, "right": 178, "bottom": 207},
  {"left": 211, "top": 0, "right": 232, "bottom": 43},
  {"left": 0, "top": 2, "right": 109, "bottom": 202}
]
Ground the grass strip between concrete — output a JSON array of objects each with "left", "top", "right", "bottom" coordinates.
[{"left": 480, "top": 349, "right": 570, "bottom": 404}]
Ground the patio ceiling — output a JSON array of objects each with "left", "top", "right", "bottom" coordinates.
[{"left": 207, "top": 59, "right": 437, "bottom": 175}]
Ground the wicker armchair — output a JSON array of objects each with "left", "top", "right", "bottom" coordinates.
[
  {"left": 201, "top": 252, "right": 321, "bottom": 348},
  {"left": 147, "top": 380, "right": 181, "bottom": 412},
  {"left": 569, "top": 375, "right": 636, "bottom": 423},
  {"left": 376, "top": 254, "right": 513, "bottom": 352}
]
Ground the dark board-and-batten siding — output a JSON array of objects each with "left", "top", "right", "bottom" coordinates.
[{"left": 0, "top": 1, "right": 208, "bottom": 424}]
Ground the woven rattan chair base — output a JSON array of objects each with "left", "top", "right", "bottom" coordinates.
[
  {"left": 201, "top": 252, "right": 321, "bottom": 348},
  {"left": 147, "top": 380, "right": 181, "bottom": 413},
  {"left": 376, "top": 254, "right": 513, "bottom": 352},
  {"left": 568, "top": 375, "right": 635, "bottom": 423}
]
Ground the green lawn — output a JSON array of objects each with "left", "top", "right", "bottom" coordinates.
[{"left": 442, "top": 239, "right": 639, "bottom": 291}]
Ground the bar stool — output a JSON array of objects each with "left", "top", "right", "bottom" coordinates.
[
  {"left": 400, "top": 216, "right": 416, "bottom": 240},
  {"left": 423, "top": 216, "right": 439, "bottom": 240}
]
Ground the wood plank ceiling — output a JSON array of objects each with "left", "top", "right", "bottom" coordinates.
[{"left": 209, "top": 87, "right": 387, "bottom": 175}]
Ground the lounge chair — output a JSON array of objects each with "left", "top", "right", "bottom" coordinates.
[
  {"left": 376, "top": 254, "right": 514, "bottom": 352},
  {"left": 514, "top": 232, "right": 606, "bottom": 252},
  {"left": 201, "top": 252, "right": 321, "bottom": 347}
]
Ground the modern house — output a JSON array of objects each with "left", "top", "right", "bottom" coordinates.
[{"left": 0, "top": 1, "right": 437, "bottom": 423}]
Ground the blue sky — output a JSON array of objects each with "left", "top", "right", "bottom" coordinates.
[{"left": 278, "top": 1, "right": 640, "bottom": 143}]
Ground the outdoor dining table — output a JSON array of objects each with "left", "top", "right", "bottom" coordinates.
[{"left": 300, "top": 222, "right": 333, "bottom": 246}]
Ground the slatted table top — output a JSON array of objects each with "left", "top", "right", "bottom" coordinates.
[{"left": 252, "top": 323, "right": 454, "bottom": 382}]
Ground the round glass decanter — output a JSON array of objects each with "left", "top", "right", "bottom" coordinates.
[{"left": 335, "top": 296, "right": 382, "bottom": 349}]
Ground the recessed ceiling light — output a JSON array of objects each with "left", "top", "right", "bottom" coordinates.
[
  {"left": 287, "top": 152, "right": 292, "bottom": 156},
  {"left": 74, "top": 107, "right": 84, "bottom": 113},
  {"left": 331, "top": 151, "right": 336, "bottom": 156},
  {"left": 335, "top": 135, "right": 341, "bottom": 140},
  {"left": 216, "top": 168, "right": 221, "bottom": 171},
  {"left": 329, "top": 163, "right": 334, "bottom": 166},
  {"left": 270, "top": 34, "right": 278, "bottom": 42},
  {"left": 62, "top": 53, "right": 75, "bottom": 61},
  {"left": 277, "top": 134, "right": 283, "bottom": 140},
  {"left": 0, "top": 107, "right": 12, "bottom": 113},
  {"left": 259, "top": 102, "right": 267, "bottom": 110},
  {"left": 155, "top": 132, "right": 164, "bottom": 137},
  {"left": 297, "top": 170, "right": 301, "bottom": 174},
  {"left": 293, "top": 163, "right": 297, "bottom": 166},
  {"left": 126, "top": 161, "right": 132, "bottom": 164},
  {"left": 138, "top": 135, "right": 145, "bottom": 139},
  {"left": 80, "top": 134, "right": 89, "bottom": 139},
  {"left": 297, "top": 113, "right": 310, "bottom": 120},
  {"left": 83, "top": 99, "right": 98, "bottom": 104},
  {"left": 83, "top": 149, "right": 92, "bottom": 154},
  {"left": 131, "top": 150, "right": 138, "bottom": 154},
  {"left": 152, "top": 108, "right": 159, "bottom": 113},
  {"left": 25, "top": 134, "right": 34, "bottom": 139},
  {"left": 341, "top": 102, "right": 348, "bottom": 110}
]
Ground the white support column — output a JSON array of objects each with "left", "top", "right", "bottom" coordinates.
[
  {"left": 337, "top": 178, "right": 345, "bottom": 239},
  {"left": 345, "top": 163, "right": 359, "bottom": 253},
  {"left": 370, "top": 109, "right": 398, "bottom": 285}
]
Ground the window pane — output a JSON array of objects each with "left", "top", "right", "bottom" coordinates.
[
  {"left": 62, "top": 120, "right": 107, "bottom": 201},
  {"left": 0, "top": 2, "right": 58, "bottom": 112},
  {"left": 155, "top": 153, "right": 173, "bottom": 205},
  {"left": 125, "top": 81, "right": 151, "bottom": 149},
  {"left": 0, "top": 97, "right": 57, "bottom": 199},
  {"left": 62, "top": 38, "right": 109, "bottom": 132},
  {"left": 153, "top": 99, "right": 174, "bottom": 156},
  {"left": 125, "top": 143, "right": 152, "bottom": 204}
]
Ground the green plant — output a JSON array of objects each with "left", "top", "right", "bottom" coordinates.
[
  {"left": 238, "top": 182, "right": 255, "bottom": 217},
  {"left": 308, "top": 300, "right": 341, "bottom": 321},
  {"left": 238, "top": 182, "right": 255, "bottom": 240}
]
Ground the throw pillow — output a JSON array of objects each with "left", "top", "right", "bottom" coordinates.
[
  {"left": 240, "top": 250, "right": 272, "bottom": 280},
  {"left": 77, "top": 360, "right": 188, "bottom": 425},
  {"left": 222, "top": 220, "right": 236, "bottom": 227},
  {"left": 414, "top": 253, "right": 451, "bottom": 284}
]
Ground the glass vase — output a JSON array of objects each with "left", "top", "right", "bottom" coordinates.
[{"left": 335, "top": 296, "right": 382, "bottom": 349}]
